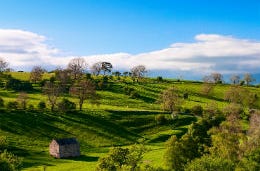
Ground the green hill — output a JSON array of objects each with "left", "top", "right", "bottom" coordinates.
[{"left": 0, "top": 72, "right": 259, "bottom": 170}]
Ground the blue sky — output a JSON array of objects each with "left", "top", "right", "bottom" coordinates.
[{"left": 0, "top": 0, "right": 260, "bottom": 80}]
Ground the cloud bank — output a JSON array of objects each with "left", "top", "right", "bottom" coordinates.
[{"left": 1, "top": 29, "right": 260, "bottom": 76}]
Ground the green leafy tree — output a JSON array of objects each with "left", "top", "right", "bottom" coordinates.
[
  {"left": 96, "top": 144, "right": 147, "bottom": 171},
  {"left": 0, "top": 150, "right": 22, "bottom": 171},
  {"left": 185, "top": 155, "right": 235, "bottom": 171}
]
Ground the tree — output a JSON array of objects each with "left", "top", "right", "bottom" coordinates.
[
  {"left": 43, "top": 81, "right": 61, "bottom": 111},
  {"left": 57, "top": 98, "right": 76, "bottom": 113},
  {"left": 54, "top": 68, "right": 71, "bottom": 92},
  {"left": 0, "top": 150, "right": 22, "bottom": 171},
  {"left": 157, "top": 87, "right": 182, "bottom": 113},
  {"left": 224, "top": 86, "right": 257, "bottom": 107},
  {"left": 131, "top": 65, "right": 147, "bottom": 82},
  {"left": 211, "top": 72, "right": 223, "bottom": 83},
  {"left": 91, "top": 62, "right": 113, "bottom": 76},
  {"left": 230, "top": 74, "right": 240, "bottom": 85},
  {"left": 67, "top": 57, "right": 87, "bottom": 81},
  {"left": 29, "top": 66, "right": 45, "bottom": 83},
  {"left": 0, "top": 58, "right": 8, "bottom": 72},
  {"left": 203, "top": 73, "right": 223, "bottom": 84},
  {"left": 70, "top": 80, "right": 97, "bottom": 110},
  {"left": 184, "top": 155, "right": 235, "bottom": 171},
  {"left": 243, "top": 73, "right": 255, "bottom": 86},
  {"left": 209, "top": 113, "right": 245, "bottom": 162},
  {"left": 201, "top": 83, "right": 215, "bottom": 96},
  {"left": 96, "top": 144, "right": 147, "bottom": 171},
  {"left": 17, "top": 92, "right": 28, "bottom": 110}
]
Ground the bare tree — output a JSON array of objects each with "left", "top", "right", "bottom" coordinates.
[
  {"left": 210, "top": 72, "right": 223, "bottom": 83},
  {"left": 30, "top": 66, "right": 45, "bottom": 83},
  {"left": 157, "top": 87, "right": 182, "bottom": 113},
  {"left": 247, "top": 110, "right": 260, "bottom": 150},
  {"left": 54, "top": 68, "right": 71, "bottom": 92},
  {"left": 17, "top": 92, "right": 28, "bottom": 110},
  {"left": 230, "top": 74, "right": 240, "bottom": 85},
  {"left": 243, "top": 73, "right": 255, "bottom": 86},
  {"left": 131, "top": 65, "right": 147, "bottom": 82},
  {"left": 201, "top": 83, "right": 215, "bottom": 96},
  {"left": 43, "top": 81, "right": 61, "bottom": 111},
  {"left": 70, "top": 80, "right": 97, "bottom": 110},
  {"left": 91, "top": 62, "right": 113, "bottom": 76},
  {"left": 203, "top": 73, "right": 223, "bottom": 84},
  {"left": 0, "top": 57, "right": 8, "bottom": 72},
  {"left": 67, "top": 57, "right": 87, "bottom": 81},
  {"left": 91, "top": 62, "right": 102, "bottom": 76}
]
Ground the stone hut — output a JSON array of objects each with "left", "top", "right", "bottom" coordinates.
[{"left": 49, "top": 138, "right": 80, "bottom": 158}]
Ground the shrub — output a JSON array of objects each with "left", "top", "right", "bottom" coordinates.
[
  {"left": 0, "top": 150, "right": 22, "bottom": 171},
  {"left": 0, "top": 97, "right": 4, "bottom": 107},
  {"left": 7, "top": 101, "right": 18, "bottom": 110},
  {"left": 130, "top": 91, "right": 140, "bottom": 99},
  {"left": 37, "top": 101, "right": 46, "bottom": 110},
  {"left": 58, "top": 98, "right": 76, "bottom": 113},
  {"left": 191, "top": 105, "right": 203, "bottom": 116},
  {"left": 97, "top": 144, "right": 147, "bottom": 171},
  {"left": 155, "top": 114, "right": 167, "bottom": 125},
  {"left": 184, "top": 155, "right": 235, "bottom": 171},
  {"left": 0, "top": 136, "right": 8, "bottom": 151},
  {"left": 183, "top": 92, "right": 189, "bottom": 99},
  {"left": 156, "top": 76, "right": 163, "bottom": 82}
]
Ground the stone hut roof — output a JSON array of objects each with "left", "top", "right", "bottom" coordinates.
[{"left": 54, "top": 138, "right": 78, "bottom": 145}]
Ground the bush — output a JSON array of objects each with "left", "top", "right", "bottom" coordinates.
[
  {"left": 155, "top": 114, "right": 168, "bottom": 125},
  {"left": 183, "top": 92, "right": 189, "bottom": 99},
  {"left": 0, "top": 97, "right": 4, "bottom": 107},
  {"left": 97, "top": 144, "right": 147, "bottom": 171},
  {"left": 58, "top": 98, "right": 76, "bottom": 113},
  {"left": 0, "top": 136, "right": 8, "bottom": 151},
  {"left": 0, "top": 150, "right": 22, "bottom": 171},
  {"left": 7, "top": 101, "right": 18, "bottom": 110},
  {"left": 37, "top": 101, "right": 46, "bottom": 110},
  {"left": 130, "top": 91, "right": 140, "bottom": 99},
  {"left": 191, "top": 105, "right": 203, "bottom": 116},
  {"left": 156, "top": 76, "right": 163, "bottom": 82},
  {"left": 184, "top": 155, "right": 235, "bottom": 171}
]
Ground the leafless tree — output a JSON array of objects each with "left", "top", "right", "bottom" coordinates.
[
  {"left": 157, "top": 87, "right": 182, "bottom": 113},
  {"left": 230, "top": 74, "right": 240, "bottom": 85},
  {"left": 201, "top": 83, "right": 215, "bottom": 96},
  {"left": 247, "top": 110, "right": 260, "bottom": 149},
  {"left": 43, "top": 81, "right": 61, "bottom": 111},
  {"left": 243, "top": 73, "right": 255, "bottom": 86},
  {"left": 70, "top": 80, "right": 97, "bottom": 110},
  {"left": 91, "top": 62, "right": 113, "bottom": 76},
  {"left": 30, "top": 66, "right": 45, "bottom": 83},
  {"left": 17, "top": 92, "right": 28, "bottom": 110},
  {"left": 131, "top": 65, "right": 147, "bottom": 82},
  {"left": 54, "top": 68, "right": 71, "bottom": 92},
  {"left": 67, "top": 57, "right": 87, "bottom": 81},
  {"left": 224, "top": 86, "right": 257, "bottom": 107},
  {"left": 91, "top": 62, "right": 102, "bottom": 76},
  {"left": 0, "top": 57, "right": 8, "bottom": 72},
  {"left": 211, "top": 72, "right": 223, "bottom": 83}
]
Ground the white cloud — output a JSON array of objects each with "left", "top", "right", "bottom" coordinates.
[{"left": 0, "top": 29, "right": 260, "bottom": 75}]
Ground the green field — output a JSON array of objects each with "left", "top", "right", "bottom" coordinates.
[{"left": 0, "top": 72, "right": 259, "bottom": 170}]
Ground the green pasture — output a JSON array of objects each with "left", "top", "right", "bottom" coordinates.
[{"left": 0, "top": 72, "right": 259, "bottom": 170}]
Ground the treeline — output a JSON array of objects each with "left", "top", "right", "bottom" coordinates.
[{"left": 0, "top": 57, "right": 148, "bottom": 112}]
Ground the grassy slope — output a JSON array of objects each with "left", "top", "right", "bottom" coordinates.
[{"left": 0, "top": 73, "right": 260, "bottom": 170}]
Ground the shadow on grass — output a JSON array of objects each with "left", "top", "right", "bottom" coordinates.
[{"left": 67, "top": 155, "right": 99, "bottom": 162}]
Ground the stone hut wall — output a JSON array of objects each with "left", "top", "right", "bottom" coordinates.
[{"left": 49, "top": 140, "right": 60, "bottom": 158}]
